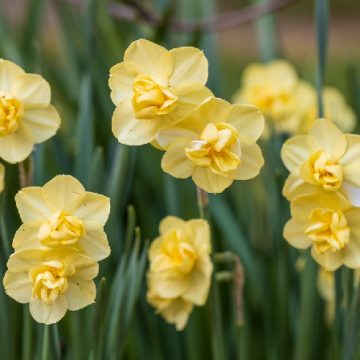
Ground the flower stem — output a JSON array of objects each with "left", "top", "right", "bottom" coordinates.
[
  {"left": 41, "top": 325, "right": 49, "bottom": 360},
  {"left": 52, "top": 323, "right": 61, "bottom": 360},
  {"left": 22, "top": 308, "right": 32, "bottom": 360}
]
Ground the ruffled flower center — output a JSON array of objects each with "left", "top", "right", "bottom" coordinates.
[
  {"left": 185, "top": 122, "right": 241, "bottom": 176},
  {"left": 305, "top": 208, "right": 350, "bottom": 254},
  {"left": 0, "top": 95, "right": 23, "bottom": 137},
  {"left": 37, "top": 210, "right": 85, "bottom": 247},
  {"left": 29, "top": 260, "right": 74, "bottom": 305},
  {"left": 132, "top": 75, "right": 178, "bottom": 119},
  {"left": 301, "top": 150, "right": 343, "bottom": 190},
  {"left": 153, "top": 229, "right": 198, "bottom": 275}
]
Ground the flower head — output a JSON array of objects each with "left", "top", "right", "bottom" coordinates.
[
  {"left": 0, "top": 59, "right": 61, "bottom": 163},
  {"left": 109, "top": 39, "right": 212, "bottom": 146},
  {"left": 283, "top": 191, "right": 360, "bottom": 271},
  {"left": 147, "top": 216, "right": 213, "bottom": 330},
  {"left": 157, "top": 97, "right": 264, "bottom": 193},
  {"left": 0, "top": 163, "right": 4, "bottom": 193},
  {"left": 282, "top": 118, "right": 360, "bottom": 205},
  {"left": 13, "top": 175, "right": 111, "bottom": 261},
  {"left": 3, "top": 247, "right": 98, "bottom": 324}
]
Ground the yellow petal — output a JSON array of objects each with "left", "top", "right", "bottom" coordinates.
[
  {"left": 0, "top": 59, "right": 24, "bottom": 92},
  {"left": 3, "top": 271, "right": 32, "bottom": 303},
  {"left": 29, "top": 296, "right": 68, "bottom": 324},
  {"left": 343, "top": 182, "right": 360, "bottom": 207},
  {"left": 234, "top": 143, "right": 264, "bottom": 180},
  {"left": 226, "top": 104, "right": 264, "bottom": 143},
  {"left": 65, "top": 281, "right": 96, "bottom": 311},
  {"left": 169, "top": 47, "right": 208, "bottom": 86},
  {"left": 15, "top": 187, "right": 52, "bottom": 223},
  {"left": 12, "top": 224, "right": 40, "bottom": 251},
  {"left": 112, "top": 101, "right": 160, "bottom": 145},
  {"left": 124, "top": 39, "right": 173, "bottom": 82},
  {"left": 109, "top": 62, "right": 135, "bottom": 105},
  {"left": 311, "top": 247, "right": 344, "bottom": 271},
  {"left": 74, "top": 192, "right": 110, "bottom": 227},
  {"left": 282, "top": 174, "right": 318, "bottom": 201},
  {"left": 11, "top": 74, "right": 51, "bottom": 107},
  {"left": 283, "top": 219, "right": 311, "bottom": 249},
  {"left": 69, "top": 253, "right": 99, "bottom": 281},
  {"left": 159, "top": 216, "right": 187, "bottom": 236},
  {"left": 149, "top": 273, "right": 190, "bottom": 299},
  {"left": 192, "top": 167, "right": 233, "bottom": 193},
  {"left": 161, "top": 141, "right": 194, "bottom": 179},
  {"left": 308, "top": 118, "right": 347, "bottom": 158},
  {"left": 187, "top": 219, "right": 211, "bottom": 254},
  {"left": 281, "top": 135, "right": 311, "bottom": 174},
  {"left": 0, "top": 163, "right": 4, "bottom": 193},
  {"left": 0, "top": 126, "right": 34, "bottom": 163},
  {"left": 42, "top": 175, "right": 85, "bottom": 213},
  {"left": 79, "top": 223, "right": 110, "bottom": 261},
  {"left": 21, "top": 105, "right": 61, "bottom": 143},
  {"left": 157, "top": 127, "right": 197, "bottom": 149}
]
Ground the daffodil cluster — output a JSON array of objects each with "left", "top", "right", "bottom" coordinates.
[
  {"left": 282, "top": 118, "right": 360, "bottom": 271},
  {"left": 109, "top": 39, "right": 265, "bottom": 193},
  {"left": 3, "top": 175, "right": 110, "bottom": 324},
  {"left": 147, "top": 216, "right": 212, "bottom": 330},
  {"left": 233, "top": 60, "right": 356, "bottom": 136}
]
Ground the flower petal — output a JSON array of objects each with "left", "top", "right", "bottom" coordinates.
[
  {"left": 311, "top": 247, "right": 344, "bottom": 271},
  {"left": 29, "top": 296, "right": 68, "bottom": 324},
  {"left": 192, "top": 167, "right": 233, "bottom": 194},
  {"left": 0, "top": 59, "right": 24, "bottom": 93},
  {"left": 283, "top": 219, "right": 311, "bottom": 249},
  {"left": 11, "top": 74, "right": 51, "bottom": 107},
  {"left": 112, "top": 101, "right": 160, "bottom": 145},
  {"left": 109, "top": 62, "right": 135, "bottom": 105},
  {"left": 169, "top": 47, "right": 208, "bottom": 86},
  {"left": 12, "top": 223, "right": 41, "bottom": 251},
  {"left": 21, "top": 105, "right": 60, "bottom": 143},
  {"left": 157, "top": 127, "right": 197, "bottom": 149},
  {"left": 65, "top": 281, "right": 96, "bottom": 311},
  {"left": 281, "top": 135, "right": 310, "bottom": 174},
  {"left": 3, "top": 271, "right": 32, "bottom": 303},
  {"left": 282, "top": 174, "right": 318, "bottom": 201},
  {"left": 234, "top": 143, "right": 264, "bottom": 180}
]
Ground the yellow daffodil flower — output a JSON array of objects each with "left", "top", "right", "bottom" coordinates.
[
  {"left": 157, "top": 97, "right": 264, "bottom": 193},
  {"left": 13, "top": 175, "right": 110, "bottom": 261},
  {"left": 109, "top": 39, "right": 212, "bottom": 146},
  {"left": 0, "top": 163, "right": 4, "bottom": 193},
  {"left": 283, "top": 191, "right": 360, "bottom": 271},
  {"left": 147, "top": 216, "right": 213, "bottom": 330},
  {"left": 0, "top": 59, "right": 61, "bottom": 163},
  {"left": 282, "top": 118, "right": 360, "bottom": 205},
  {"left": 3, "top": 247, "right": 98, "bottom": 324}
]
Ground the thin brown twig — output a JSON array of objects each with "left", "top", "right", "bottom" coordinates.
[{"left": 62, "top": 0, "right": 298, "bottom": 33}]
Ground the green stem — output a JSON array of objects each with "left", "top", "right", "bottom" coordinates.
[
  {"left": 41, "top": 325, "right": 49, "bottom": 360},
  {"left": 22, "top": 308, "right": 32, "bottom": 360},
  {"left": 196, "top": 186, "right": 225, "bottom": 360},
  {"left": 52, "top": 323, "right": 61, "bottom": 360}
]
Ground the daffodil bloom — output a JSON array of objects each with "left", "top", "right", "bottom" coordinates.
[
  {"left": 3, "top": 247, "right": 98, "bottom": 324},
  {"left": 233, "top": 60, "right": 306, "bottom": 134},
  {"left": 282, "top": 118, "right": 360, "bottom": 205},
  {"left": 109, "top": 39, "right": 212, "bottom": 146},
  {"left": 0, "top": 162, "right": 4, "bottom": 193},
  {"left": 284, "top": 191, "right": 360, "bottom": 270},
  {"left": 0, "top": 59, "right": 61, "bottom": 163},
  {"left": 157, "top": 97, "right": 264, "bottom": 193},
  {"left": 13, "top": 175, "right": 110, "bottom": 261},
  {"left": 147, "top": 216, "right": 213, "bottom": 330},
  {"left": 298, "top": 86, "right": 356, "bottom": 134}
]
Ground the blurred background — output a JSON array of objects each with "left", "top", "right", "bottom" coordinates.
[{"left": 1, "top": 0, "right": 360, "bottom": 359}]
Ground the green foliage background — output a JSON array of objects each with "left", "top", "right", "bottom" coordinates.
[{"left": 1, "top": 0, "right": 360, "bottom": 359}]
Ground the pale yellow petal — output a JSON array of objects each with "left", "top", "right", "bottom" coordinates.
[
  {"left": 0, "top": 126, "right": 34, "bottom": 163},
  {"left": 15, "top": 187, "right": 52, "bottom": 223},
  {"left": 74, "top": 192, "right": 110, "bottom": 227},
  {"left": 343, "top": 182, "right": 360, "bottom": 207},
  {"left": 42, "top": 175, "right": 85, "bottom": 213},
  {"left": 282, "top": 174, "right": 318, "bottom": 201},
  {"left": 149, "top": 273, "right": 189, "bottom": 299},
  {"left": 308, "top": 118, "right": 347, "bottom": 158},
  {"left": 0, "top": 59, "right": 24, "bottom": 92},
  {"left": 11, "top": 74, "right": 51, "bottom": 107},
  {"left": 3, "top": 271, "right": 32, "bottom": 303},
  {"left": 68, "top": 253, "right": 99, "bottom": 281},
  {"left": 159, "top": 216, "right": 187, "bottom": 236},
  {"left": 65, "top": 281, "right": 96, "bottom": 311},
  {"left": 157, "top": 128, "right": 197, "bottom": 150},
  {"left": 161, "top": 142, "right": 194, "bottom": 179},
  {"left": 6, "top": 249, "right": 43, "bottom": 272},
  {"left": 341, "top": 135, "right": 360, "bottom": 165},
  {"left": 226, "top": 104, "right": 264, "bottom": 143},
  {"left": 112, "top": 101, "right": 160, "bottom": 145},
  {"left": 124, "top": 39, "right": 173, "bottom": 81},
  {"left": 281, "top": 135, "right": 311, "bottom": 174},
  {"left": 283, "top": 219, "right": 311, "bottom": 249},
  {"left": 187, "top": 219, "right": 211, "bottom": 254},
  {"left": 12, "top": 223, "right": 41, "bottom": 251},
  {"left": 192, "top": 167, "right": 233, "bottom": 194},
  {"left": 234, "top": 143, "right": 264, "bottom": 180},
  {"left": 311, "top": 247, "right": 344, "bottom": 271},
  {"left": 21, "top": 105, "right": 60, "bottom": 143},
  {"left": 29, "top": 296, "right": 67, "bottom": 324},
  {"left": 79, "top": 223, "right": 110, "bottom": 261},
  {"left": 169, "top": 47, "right": 208, "bottom": 86},
  {"left": 109, "top": 62, "right": 135, "bottom": 105}
]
